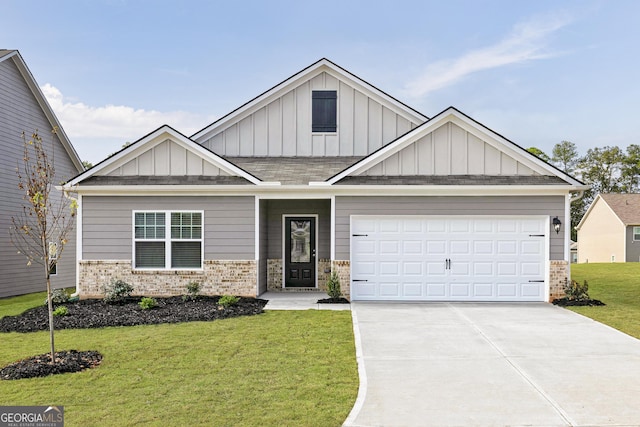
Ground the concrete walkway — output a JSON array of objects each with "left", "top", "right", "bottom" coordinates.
[
  {"left": 345, "top": 303, "right": 640, "bottom": 427},
  {"left": 260, "top": 291, "right": 351, "bottom": 310}
]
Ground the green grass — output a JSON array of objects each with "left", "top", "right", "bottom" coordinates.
[
  {"left": 0, "top": 290, "right": 48, "bottom": 317},
  {"left": 0, "top": 297, "right": 358, "bottom": 426},
  {"left": 570, "top": 263, "right": 640, "bottom": 339}
]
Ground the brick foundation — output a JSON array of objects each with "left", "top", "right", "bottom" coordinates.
[
  {"left": 78, "top": 260, "right": 257, "bottom": 298},
  {"left": 267, "top": 258, "right": 332, "bottom": 290},
  {"left": 331, "top": 260, "right": 351, "bottom": 300},
  {"left": 549, "top": 260, "right": 569, "bottom": 301}
]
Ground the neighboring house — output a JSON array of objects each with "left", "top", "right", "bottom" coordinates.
[
  {"left": 570, "top": 241, "right": 578, "bottom": 263},
  {"left": 576, "top": 193, "right": 640, "bottom": 263},
  {"left": 0, "top": 50, "right": 84, "bottom": 297},
  {"left": 65, "top": 58, "right": 586, "bottom": 302}
]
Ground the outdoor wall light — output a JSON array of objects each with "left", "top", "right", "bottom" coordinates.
[{"left": 552, "top": 216, "right": 562, "bottom": 234}]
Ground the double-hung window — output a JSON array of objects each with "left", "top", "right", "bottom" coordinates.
[
  {"left": 134, "top": 211, "right": 203, "bottom": 269},
  {"left": 634, "top": 226, "right": 640, "bottom": 241}
]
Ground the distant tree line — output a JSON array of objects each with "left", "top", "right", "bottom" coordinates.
[{"left": 527, "top": 141, "right": 640, "bottom": 240}]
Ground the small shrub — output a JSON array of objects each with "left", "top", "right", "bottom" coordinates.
[
  {"left": 53, "top": 306, "right": 68, "bottom": 317},
  {"left": 564, "top": 279, "right": 590, "bottom": 301},
  {"left": 183, "top": 281, "right": 201, "bottom": 301},
  {"left": 326, "top": 271, "right": 342, "bottom": 299},
  {"left": 138, "top": 297, "right": 157, "bottom": 310},
  {"left": 44, "top": 288, "right": 70, "bottom": 306},
  {"left": 218, "top": 295, "right": 239, "bottom": 308},
  {"left": 103, "top": 279, "right": 134, "bottom": 304}
]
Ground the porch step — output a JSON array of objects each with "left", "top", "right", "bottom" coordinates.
[{"left": 268, "top": 287, "right": 325, "bottom": 293}]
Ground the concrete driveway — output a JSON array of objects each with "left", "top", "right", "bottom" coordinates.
[{"left": 344, "top": 303, "right": 640, "bottom": 427}]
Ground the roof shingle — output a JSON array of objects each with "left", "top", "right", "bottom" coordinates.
[{"left": 600, "top": 194, "right": 640, "bottom": 225}]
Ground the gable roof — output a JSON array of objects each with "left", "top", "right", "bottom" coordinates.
[
  {"left": 321, "top": 106, "right": 587, "bottom": 188},
  {"left": 191, "top": 58, "right": 428, "bottom": 143},
  {"left": 578, "top": 194, "right": 640, "bottom": 229},
  {"left": 65, "top": 125, "right": 266, "bottom": 187},
  {"left": 0, "top": 50, "right": 84, "bottom": 172}
]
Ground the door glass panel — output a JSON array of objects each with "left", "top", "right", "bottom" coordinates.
[{"left": 290, "top": 220, "right": 311, "bottom": 263}]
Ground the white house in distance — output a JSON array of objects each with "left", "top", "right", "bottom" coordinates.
[
  {"left": 65, "top": 58, "right": 587, "bottom": 302},
  {"left": 577, "top": 193, "right": 640, "bottom": 263},
  {"left": 0, "top": 50, "right": 84, "bottom": 298}
]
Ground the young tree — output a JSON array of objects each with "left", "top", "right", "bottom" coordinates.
[
  {"left": 9, "top": 129, "right": 77, "bottom": 363},
  {"left": 552, "top": 140, "right": 579, "bottom": 174}
]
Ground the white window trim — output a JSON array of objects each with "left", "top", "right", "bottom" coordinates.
[
  {"left": 132, "top": 210, "right": 204, "bottom": 271},
  {"left": 633, "top": 226, "right": 640, "bottom": 241}
]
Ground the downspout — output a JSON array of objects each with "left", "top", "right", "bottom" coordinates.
[{"left": 59, "top": 186, "right": 81, "bottom": 298}]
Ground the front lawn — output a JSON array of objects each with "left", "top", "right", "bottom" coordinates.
[
  {"left": 0, "top": 295, "right": 358, "bottom": 426},
  {"left": 570, "top": 263, "right": 640, "bottom": 339}
]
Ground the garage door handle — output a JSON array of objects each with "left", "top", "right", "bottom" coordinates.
[
  {"left": 528, "top": 280, "right": 545, "bottom": 282},
  {"left": 353, "top": 279, "right": 368, "bottom": 282},
  {"left": 352, "top": 234, "right": 369, "bottom": 237},
  {"left": 529, "top": 234, "right": 545, "bottom": 237}
]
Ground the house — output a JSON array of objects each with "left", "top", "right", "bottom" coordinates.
[
  {"left": 570, "top": 241, "right": 578, "bottom": 263},
  {"left": 576, "top": 193, "right": 640, "bottom": 263},
  {"left": 65, "top": 58, "right": 586, "bottom": 302},
  {"left": 0, "top": 50, "right": 84, "bottom": 297}
]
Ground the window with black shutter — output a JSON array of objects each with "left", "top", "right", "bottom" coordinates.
[{"left": 312, "top": 90, "right": 337, "bottom": 132}]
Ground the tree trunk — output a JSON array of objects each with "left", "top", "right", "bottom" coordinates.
[{"left": 46, "top": 275, "right": 55, "bottom": 363}]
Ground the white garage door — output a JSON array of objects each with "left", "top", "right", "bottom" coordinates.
[{"left": 350, "top": 216, "right": 547, "bottom": 301}]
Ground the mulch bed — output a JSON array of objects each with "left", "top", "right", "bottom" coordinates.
[
  {"left": 0, "top": 296, "right": 267, "bottom": 380},
  {"left": 552, "top": 298, "right": 606, "bottom": 307},
  {"left": 0, "top": 350, "right": 102, "bottom": 380},
  {"left": 0, "top": 296, "right": 268, "bottom": 333},
  {"left": 317, "top": 297, "right": 350, "bottom": 304}
]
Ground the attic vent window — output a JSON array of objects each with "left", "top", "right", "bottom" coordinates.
[{"left": 312, "top": 90, "right": 337, "bottom": 132}]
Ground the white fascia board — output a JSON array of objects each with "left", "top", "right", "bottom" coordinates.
[
  {"left": 73, "top": 184, "right": 576, "bottom": 198},
  {"left": 192, "top": 59, "right": 427, "bottom": 142}
]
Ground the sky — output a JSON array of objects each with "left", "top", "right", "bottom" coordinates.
[{"left": 2, "top": 0, "right": 639, "bottom": 164}]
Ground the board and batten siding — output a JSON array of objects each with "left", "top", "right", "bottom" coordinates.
[
  {"left": 0, "top": 56, "right": 79, "bottom": 297},
  {"left": 334, "top": 196, "right": 566, "bottom": 260},
  {"left": 82, "top": 196, "right": 255, "bottom": 261},
  {"left": 359, "top": 122, "right": 538, "bottom": 176},
  {"left": 104, "top": 139, "right": 229, "bottom": 177},
  {"left": 198, "top": 72, "right": 418, "bottom": 157}
]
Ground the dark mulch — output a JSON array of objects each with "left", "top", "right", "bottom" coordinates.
[
  {"left": 552, "top": 298, "right": 606, "bottom": 307},
  {"left": 317, "top": 297, "right": 350, "bottom": 304},
  {"left": 0, "top": 296, "right": 268, "bottom": 333},
  {"left": 0, "top": 350, "right": 103, "bottom": 380}
]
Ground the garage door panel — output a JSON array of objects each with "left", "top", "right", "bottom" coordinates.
[
  {"left": 497, "top": 283, "right": 518, "bottom": 297},
  {"left": 403, "top": 262, "right": 423, "bottom": 275},
  {"left": 351, "top": 216, "right": 547, "bottom": 302},
  {"left": 473, "top": 283, "right": 493, "bottom": 297},
  {"left": 450, "top": 283, "right": 471, "bottom": 297},
  {"left": 426, "top": 283, "right": 446, "bottom": 297}
]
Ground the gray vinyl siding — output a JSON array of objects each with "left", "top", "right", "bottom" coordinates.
[
  {"left": 264, "top": 199, "right": 330, "bottom": 259},
  {"left": 0, "top": 56, "right": 80, "bottom": 297},
  {"left": 626, "top": 226, "right": 640, "bottom": 262},
  {"left": 82, "top": 196, "right": 255, "bottom": 261},
  {"left": 199, "top": 72, "right": 419, "bottom": 158},
  {"left": 335, "top": 196, "right": 566, "bottom": 260}
]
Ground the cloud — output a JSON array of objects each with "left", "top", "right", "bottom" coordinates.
[
  {"left": 405, "top": 14, "right": 572, "bottom": 97},
  {"left": 41, "top": 84, "right": 214, "bottom": 162}
]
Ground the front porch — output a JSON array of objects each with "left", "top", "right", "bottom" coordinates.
[{"left": 258, "top": 198, "right": 332, "bottom": 293}]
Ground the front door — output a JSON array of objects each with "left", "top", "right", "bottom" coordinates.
[{"left": 284, "top": 216, "right": 316, "bottom": 287}]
